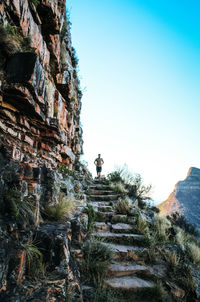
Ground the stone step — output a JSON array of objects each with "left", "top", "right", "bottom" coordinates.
[
  {"left": 104, "top": 276, "right": 154, "bottom": 291},
  {"left": 89, "top": 194, "right": 119, "bottom": 201},
  {"left": 108, "top": 262, "right": 150, "bottom": 278},
  {"left": 96, "top": 231, "right": 144, "bottom": 244},
  {"left": 105, "top": 243, "right": 147, "bottom": 260},
  {"left": 89, "top": 201, "right": 111, "bottom": 207},
  {"left": 111, "top": 223, "right": 133, "bottom": 233},
  {"left": 90, "top": 185, "right": 111, "bottom": 190},
  {"left": 89, "top": 190, "right": 114, "bottom": 195},
  {"left": 94, "top": 222, "right": 109, "bottom": 232},
  {"left": 89, "top": 202, "right": 113, "bottom": 212},
  {"left": 95, "top": 211, "right": 115, "bottom": 222}
]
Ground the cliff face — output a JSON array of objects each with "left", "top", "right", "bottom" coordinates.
[
  {"left": 0, "top": 2, "right": 89, "bottom": 300},
  {"left": 0, "top": 0, "right": 83, "bottom": 205},
  {"left": 158, "top": 167, "right": 200, "bottom": 230}
]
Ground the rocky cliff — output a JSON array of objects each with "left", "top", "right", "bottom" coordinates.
[
  {"left": 0, "top": 1, "right": 90, "bottom": 301},
  {"left": 158, "top": 167, "right": 200, "bottom": 231}
]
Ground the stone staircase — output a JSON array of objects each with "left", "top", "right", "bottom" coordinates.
[{"left": 86, "top": 179, "right": 167, "bottom": 301}]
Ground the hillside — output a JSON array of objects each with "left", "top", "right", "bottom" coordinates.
[{"left": 158, "top": 167, "right": 200, "bottom": 232}]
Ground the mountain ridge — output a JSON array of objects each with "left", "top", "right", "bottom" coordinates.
[{"left": 158, "top": 167, "right": 200, "bottom": 231}]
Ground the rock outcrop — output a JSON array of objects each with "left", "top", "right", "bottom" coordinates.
[
  {"left": 0, "top": 0, "right": 83, "bottom": 202},
  {"left": 158, "top": 167, "right": 200, "bottom": 231},
  {"left": 0, "top": 1, "right": 90, "bottom": 301}
]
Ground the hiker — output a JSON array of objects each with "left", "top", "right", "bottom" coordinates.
[{"left": 94, "top": 154, "right": 104, "bottom": 179}]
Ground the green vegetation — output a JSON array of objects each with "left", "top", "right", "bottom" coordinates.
[
  {"left": 29, "top": 0, "right": 40, "bottom": 7},
  {"left": 107, "top": 166, "right": 152, "bottom": 208},
  {"left": 4, "top": 186, "right": 35, "bottom": 226},
  {"left": 167, "top": 212, "right": 198, "bottom": 236},
  {"left": 82, "top": 238, "right": 114, "bottom": 287},
  {"left": 109, "top": 182, "right": 128, "bottom": 195},
  {"left": 136, "top": 214, "right": 148, "bottom": 234},
  {"left": 46, "top": 193, "right": 76, "bottom": 221},
  {"left": 58, "top": 164, "right": 75, "bottom": 178},
  {"left": 0, "top": 24, "right": 32, "bottom": 55},
  {"left": 23, "top": 241, "right": 45, "bottom": 279},
  {"left": 114, "top": 197, "right": 132, "bottom": 215},
  {"left": 71, "top": 47, "right": 79, "bottom": 68},
  {"left": 83, "top": 204, "right": 96, "bottom": 232},
  {"left": 185, "top": 242, "right": 200, "bottom": 265}
]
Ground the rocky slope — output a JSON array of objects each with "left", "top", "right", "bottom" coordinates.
[{"left": 158, "top": 167, "right": 200, "bottom": 231}]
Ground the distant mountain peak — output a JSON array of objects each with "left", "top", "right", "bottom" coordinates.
[{"left": 158, "top": 167, "right": 200, "bottom": 231}]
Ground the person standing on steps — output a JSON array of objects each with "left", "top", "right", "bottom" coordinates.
[{"left": 94, "top": 154, "right": 104, "bottom": 179}]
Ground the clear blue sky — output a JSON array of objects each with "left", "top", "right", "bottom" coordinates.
[{"left": 66, "top": 0, "right": 200, "bottom": 203}]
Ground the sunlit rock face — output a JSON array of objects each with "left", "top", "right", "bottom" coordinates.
[
  {"left": 158, "top": 167, "right": 200, "bottom": 230},
  {"left": 0, "top": 0, "right": 83, "bottom": 201}
]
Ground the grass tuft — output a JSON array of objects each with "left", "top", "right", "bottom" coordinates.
[
  {"left": 110, "top": 182, "right": 128, "bottom": 195},
  {"left": 82, "top": 238, "right": 114, "bottom": 286},
  {"left": 46, "top": 194, "right": 77, "bottom": 221},
  {"left": 114, "top": 197, "right": 132, "bottom": 215},
  {"left": 185, "top": 242, "right": 200, "bottom": 265},
  {"left": 23, "top": 241, "right": 45, "bottom": 279}
]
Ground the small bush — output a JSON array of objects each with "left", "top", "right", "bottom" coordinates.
[
  {"left": 151, "top": 216, "right": 170, "bottom": 244},
  {"left": 82, "top": 238, "right": 114, "bottom": 286},
  {"left": 0, "top": 24, "right": 32, "bottom": 55},
  {"left": 4, "top": 186, "right": 35, "bottom": 226},
  {"left": 58, "top": 164, "right": 75, "bottom": 178},
  {"left": 83, "top": 204, "right": 96, "bottom": 232},
  {"left": 163, "top": 250, "right": 180, "bottom": 268},
  {"left": 136, "top": 215, "right": 148, "bottom": 234},
  {"left": 114, "top": 197, "right": 132, "bottom": 215},
  {"left": 167, "top": 212, "right": 198, "bottom": 237},
  {"left": 46, "top": 194, "right": 76, "bottom": 221},
  {"left": 107, "top": 171, "right": 123, "bottom": 183},
  {"left": 23, "top": 241, "right": 45, "bottom": 279},
  {"left": 149, "top": 281, "right": 167, "bottom": 301},
  {"left": 185, "top": 242, "right": 200, "bottom": 265},
  {"left": 110, "top": 182, "right": 128, "bottom": 195},
  {"left": 71, "top": 47, "right": 79, "bottom": 68},
  {"left": 30, "top": 0, "right": 40, "bottom": 7}
]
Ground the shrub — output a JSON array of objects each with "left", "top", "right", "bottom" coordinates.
[
  {"left": 58, "top": 164, "right": 75, "bottom": 178},
  {"left": 0, "top": 24, "right": 32, "bottom": 55},
  {"left": 136, "top": 215, "right": 148, "bottom": 234},
  {"left": 71, "top": 47, "right": 79, "bottom": 68},
  {"left": 30, "top": 0, "right": 40, "bottom": 7},
  {"left": 151, "top": 216, "right": 170, "bottom": 244},
  {"left": 23, "top": 241, "right": 45, "bottom": 279},
  {"left": 163, "top": 250, "right": 180, "bottom": 268},
  {"left": 114, "top": 197, "right": 132, "bottom": 215},
  {"left": 185, "top": 242, "right": 200, "bottom": 265},
  {"left": 4, "top": 186, "right": 35, "bottom": 226},
  {"left": 83, "top": 204, "right": 96, "bottom": 232},
  {"left": 110, "top": 182, "right": 128, "bottom": 195},
  {"left": 107, "top": 165, "right": 152, "bottom": 202},
  {"left": 82, "top": 238, "right": 114, "bottom": 286},
  {"left": 167, "top": 212, "right": 198, "bottom": 237},
  {"left": 107, "top": 171, "right": 123, "bottom": 183},
  {"left": 46, "top": 194, "right": 76, "bottom": 221}
]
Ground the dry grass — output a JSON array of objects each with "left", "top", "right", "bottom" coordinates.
[
  {"left": 163, "top": 249, "right": 180, "bottom": 267},
  {"left": 185, "top": 242, "right": 200, "bottom": 265},
  {"left": 46, "top": 193, "right": 81, "bottom": 221},
  {"left": 114, "top": 197, "right": 132, "bottom": 215},
  {"left": 0, "top": 24, "right": 32, "bottom": 55},
  {"left": 110, "top": 182, "right": 128, "bottom": 195},
  {"left": 136, "top": 215, "right": 148, "bottom": 234}
]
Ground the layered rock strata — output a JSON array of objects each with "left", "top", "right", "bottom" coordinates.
[
  {"left": 0, "top": 1, "right": 88, "bottom": 300},
  {"left": 0, "top": 0, "right": 83, "bottom": 204},
  {"left": 158, "top": 167, "right": 200, "bottom": 231}
]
